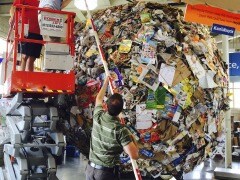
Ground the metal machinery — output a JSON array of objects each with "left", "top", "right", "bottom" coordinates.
[{"left": 0, "top": 3, "right": 76, "bottom": 180}]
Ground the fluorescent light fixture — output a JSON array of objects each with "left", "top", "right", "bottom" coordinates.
[{"left": 74, "top": 0, "right": 98, "bottom": 10}]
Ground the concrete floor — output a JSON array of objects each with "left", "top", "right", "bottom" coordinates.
[
  {"left": 183, "top": 157, "right": 240, "bottom": 180},
  {"left": 57, "top": 155, "right": 88, "bottom": 180},
  {"left": 56, "top": 155, "right": 240, "bottom": 180},
  {"left": 1, "top": 154, "right": 239, "bottom": 179},
  {"left": 183, "top": 158, "right": 221, "bottom": 180}
]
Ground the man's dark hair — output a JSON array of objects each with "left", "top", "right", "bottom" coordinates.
[{"left": 107, "top": 93, "right": 123, "bottom": 116}]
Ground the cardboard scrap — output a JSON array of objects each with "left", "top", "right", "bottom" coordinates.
[{"left": 172, "top": 59, "right": 192, "bottom": 87}]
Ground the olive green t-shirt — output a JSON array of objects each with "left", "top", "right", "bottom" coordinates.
[{"left": 89, "top": 105, "right": 132, "bottom": 167}]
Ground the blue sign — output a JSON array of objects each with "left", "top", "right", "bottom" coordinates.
[
  {"left": 230, "top": 53, "right": 240, "bottom": 76},
  {"left": 211, "top": 24, "right": 235, "bottom": 36},
  {"left": 229, "top": 53, "right": 240, "bottom": 82}
]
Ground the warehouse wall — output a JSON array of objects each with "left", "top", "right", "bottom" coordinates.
[
  {"left": 0, "top": 0, "right": 12, "bottom": 38},
  {"left": 0, "top": 17, "right": 9, "bottom": 39},
  {"left": 216, "top": 31, "right": 240, "bottom": 51},
  {"left": 232, "top": 108, "right": 240, "bottom": 121}
]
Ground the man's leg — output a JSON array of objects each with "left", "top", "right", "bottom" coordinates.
[
  {"left": 94, "top": 169, "right": 115, "bottom": 180},
  {"left": 20, "top": 55, "right": 28, "bottom": 71},
  {"left": 85, "top": 164, "right": 95, "bottom": 180},
  {"left": 26, "top": 56, "right": 36, "bottom": 72}
]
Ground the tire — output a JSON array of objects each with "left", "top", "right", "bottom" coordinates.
[
  {"left": 53, "top": 154, "right": 64, "bottom": 166},
  {"left": 0, "top": 144, "right": 4, "bottom": 166}
]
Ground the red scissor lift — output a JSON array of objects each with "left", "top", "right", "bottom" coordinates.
[
  {"left": 1, "top": 3, "right": 76, "bottom": 179},
  {"left": 4, "top": 4, "right": 75, "bottom": 97}
]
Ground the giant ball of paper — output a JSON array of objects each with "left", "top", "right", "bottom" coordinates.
[{"left": 73, "top": 1, "right": 229, "bottom": 178}]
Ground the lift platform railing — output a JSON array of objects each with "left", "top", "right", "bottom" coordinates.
[
  {"left": 6, "top": 4, "right": 76, "bottom": 72},
  {"left": 4, "top": 4, "right": 76, "bottom": 96}
]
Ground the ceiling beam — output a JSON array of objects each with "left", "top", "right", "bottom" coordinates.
[
  {"left": 0, "top": 4, "right": 11, "bottom": 16},
  {"left": 216, "top": 36, "right": 240, "bottom": 44},
  {"left": 110, "top": 0, "right": 129, "bottom": 6},
  {"left": 0, "top": 14, "right": 10, "bottom": 17},
  {"left": 0, "top": 2, "right": 12, "bottom": 5},
  {"left": 0, "top": 17, "right": 10, "bottom": 39}
]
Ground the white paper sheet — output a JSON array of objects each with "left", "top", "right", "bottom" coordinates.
[
  {"left": 198, "top": 70, "right": 218, "bottom": 89},
  {"left": 208, "top": 120, "right": 217, "bottom": 134},
  {"left": 136, "top": 104, "right": 153, "bottom": 129},
  {"left": 159, "top": 63, "right": 175, "bottom": 86},
  {"left": 185, "top": 54, "right": 205, "bottom": 79},
  {"left": 172, "top": 110, "right": 181, "bottom": 123}
]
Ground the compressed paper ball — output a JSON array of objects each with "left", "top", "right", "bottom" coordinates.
[{"left": 73, "top": 1, "right": 229, "bottom": 178}]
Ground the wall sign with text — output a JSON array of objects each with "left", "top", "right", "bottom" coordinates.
[
  {"left": 229, "top": 53, "right": 240, "bottom": 81},
  {"left": 184, "top": 4, "right": 240, "bottom": 31},
  {"left": 211, "top": 24, "right": 235, "bottom": 36}
]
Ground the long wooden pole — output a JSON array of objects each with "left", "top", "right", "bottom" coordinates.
[{"left": 82, "top": 1, "right": 142, "bottom": 179}]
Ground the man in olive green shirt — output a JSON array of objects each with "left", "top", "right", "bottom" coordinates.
[{"left": 86, "top": 77, "right": 139, "bottom": 180}]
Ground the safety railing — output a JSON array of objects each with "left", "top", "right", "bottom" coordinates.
[
  {"left": 3, "top": 3, "right": 76, "bottom": 96},
  {"left": 5, "top": 4, "right": 76, "bottom": 79}
]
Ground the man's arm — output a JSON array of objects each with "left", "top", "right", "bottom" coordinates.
[
  {"left": 9, "top": 5, "right": 15, "bottom": 25},
  {"left": 61, "top": 0, "right": 72, "bottom": 9},
  {"left": 119, "top": 127, "right": 139, "bottom": 160},
  {"left": 123, "top": 141, "right": 139, "bottom": 160},
  {"left": 95, "top": 76, "right": 109, "bottom": 107},
  {"left": 9, "top": 0, "right": 20, "bottom": 25},
  {"left": 10, "top": 5, "right": 15, "bottom": 18}
]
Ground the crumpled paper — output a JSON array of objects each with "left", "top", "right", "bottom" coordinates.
[{"left": 72, "top": 1, "right": 229, "bottom": 178}]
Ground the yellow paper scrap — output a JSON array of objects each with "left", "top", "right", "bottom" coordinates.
[{"left": 119, "top": 40, "right": 132, "bottom": 53}]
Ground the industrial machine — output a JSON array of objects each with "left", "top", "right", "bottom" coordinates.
[{"left": 0, "top": 3, "right": 75, "bottom": 180}]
